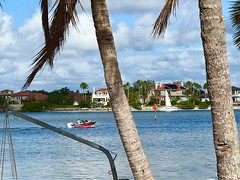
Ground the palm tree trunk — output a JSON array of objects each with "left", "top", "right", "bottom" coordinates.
[
  {"left": 199, "top": 0, "right": 240, "bottom": 179},
  {"left": 90, "top": 1, "right": 154, "bottom": 179}
]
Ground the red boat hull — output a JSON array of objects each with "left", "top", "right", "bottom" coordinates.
[{"left": 74, "top": 121, "right": 96, "bottom": 128}]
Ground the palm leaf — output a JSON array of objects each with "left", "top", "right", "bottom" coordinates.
[
  {"left": 152, "top": 0, "right": 179, "bottom": 38},
  {"left": 0, "top": 0, "right": 4, "bottom": 9},
  {"left": 23, "top": 0, "right": 82, "bottom": 89},
  {"left": 230, "top": 0, "right": 240, "bottom": 50},
  {"left": 41, "top": 0, "right": 50, "bottom": 48}
]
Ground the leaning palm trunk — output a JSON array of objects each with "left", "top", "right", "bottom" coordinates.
[
  {"left": 21, "top": 0, "right": 153, "bottom": 178},
  {"left": 199, "top": 0, "right": 240, "bottom": 179},
  {"left": 90, "top": 1, "right": 154, "bottom": 179}
]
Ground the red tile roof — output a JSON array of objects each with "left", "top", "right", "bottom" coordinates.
[
  {"left": 96, "top": 88, "right": 108, "bottom": 92},
  {"left": 29, "top": 93, "right": 48, "bottom": 101},
  {"left": 153, "top": 83, "right": 185, "bottom": 90},
  {"left": 11, "top": 91, "right": 30, "bottom": 97},
  {"left": 11, "top": 91, "right": 48, "bottom": 101},
  {"left": 70, "top": 93, "right": 83, "bottom": 102}
]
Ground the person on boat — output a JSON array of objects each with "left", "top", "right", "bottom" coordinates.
[{"left": 77, "top": 119, "right": 81, "bottom": 124}]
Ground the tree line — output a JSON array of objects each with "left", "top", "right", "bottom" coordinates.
[{"left": 1, "top": 80, "right": 210, "bottom": 111}]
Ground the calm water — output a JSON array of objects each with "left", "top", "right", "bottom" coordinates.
[{"left": 1, "top": 110, "right": 240, "bottom": 180}]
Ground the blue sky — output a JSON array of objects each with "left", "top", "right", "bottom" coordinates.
[{"left": 0, "top": 0, "right": 239, "bottom": 92}]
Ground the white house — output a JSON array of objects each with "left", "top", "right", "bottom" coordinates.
[
  {"left": 92, "top": 87, "right": 109, "bottom": 106},
  {"left": 0, "top": 89, "right": 13, "bottom": 100},
  {"left": 232, "top": 86, "right": 240, "bottom": 105}
]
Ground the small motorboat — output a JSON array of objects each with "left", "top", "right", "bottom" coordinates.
[{"left": 67, "top": 120, "right": 96, "bottom": 128}]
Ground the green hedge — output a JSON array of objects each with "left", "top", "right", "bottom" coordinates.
[
  {"left": 198, "top": 101, "right": 210, "bottom": 109},
  {"left": 178, "top": 101, "right": 195, "bottom": 109},
  {"left": 21, "top": 102, "right": 50, "bottom": 112}
]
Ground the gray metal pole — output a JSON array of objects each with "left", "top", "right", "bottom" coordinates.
[{"left": 4, "top": 104, "right": 118, "bottom": 180}]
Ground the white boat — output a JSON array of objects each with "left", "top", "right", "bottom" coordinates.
[
  {"left": 67, "top": 122, "right": 75, "bottom": 128},
  {"left": 159, "top": 90, "right": 178, "bottom": 112}
]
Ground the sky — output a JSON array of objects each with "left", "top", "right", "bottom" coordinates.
[{"left": 0, "top": 0, "right": 239, "bottom": 93}]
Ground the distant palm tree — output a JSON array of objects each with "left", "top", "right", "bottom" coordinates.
[
  {"left": 80, "top": 82, "right": 88, "bottom": 100},
  {"left": 123, "top": 82, "right": 131, "bottom": 98},
  {"left": 22, "top": 1, "right": 153, "bottom": 179},
  {"left": 203, "top": 82, "right": 208, "bottom": 99},
  {"left": 152, "top": 0, "right": 240, "bottom": 179},
  {"left": 230, "top": 0, "right": 240, "bottom": 50},
  {"left": 136, "top": 80, "right": 143, "bottom": 102},
  {"left": 185, "top": 81, "right": 193, "bottom": 97},
  {"left": 192, "top": 82, "right": 202, "bottom": 93}
]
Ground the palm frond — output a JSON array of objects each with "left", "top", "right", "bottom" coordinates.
[
  {"left": 0, "top": 0, "right": 5, "bottom": 9},
  {"left": 23, "top": 0, "right": 82, "bottom": 89},
  {"left": 41, "top": 0, "right": 50, "bottom": 46},
  {"left": 230, "top": 0, "right": 240, "bottom": 50},
  {"left": 152, "top": 0, "right": 179, "bottom": 38}
]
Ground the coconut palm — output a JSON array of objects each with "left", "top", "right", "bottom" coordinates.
[
  {"left": 230, "top": 0, "right": 240, "bottom": 50},
  {"left": 185, "top": 81, "right": 193, "bottom": 97},
  {"left": 80, "top": 82, "right": 88, "bottom": 100},
  {"left": 22, "top": 0, "right": 153, "bottom": 179},
  {"left": 91, "top": 2, "right": 153, "bottom": 178},
  {"left": 152, "top": 0, "right": 240, "bottom": 179},
  {"left": 203, "top": 82, "right": 208, "bottom": 99},
  {"left": 123, "top": 82, "right": 131, "bottom": 98}
]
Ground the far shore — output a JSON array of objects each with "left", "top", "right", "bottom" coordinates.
[
  {"left": 50, "top": 105, "right": 240, "bottom": 112},
  {"left": 5, "top": 104, "right": 240, "bottom": 112}
]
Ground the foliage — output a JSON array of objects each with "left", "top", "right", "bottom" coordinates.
[
  {"left": 21, "top": 101, "right": 50, "bottom": 112},
  {"left": 194, "top": 99, "right": 200, "bottom": 106},
  {"left": 230, "top": 1, "right": 240, "bottom": 50},
  {"left": 131, "top": 101, "right": 142, "bottom": 110},
  {"left": 47, "top": 91, "right": 63, "bottom": 104},
  {"left": 63, "top": 95, "right": 74, "bottom": 105},
  {"left": 171, "top": 97, "right": 180, "bottom": 106},
  {"left": 78, "top": 100, "right": 92, "bottom": 108},
  {"left": 128, "top": 91, "right": 142, "bottom": 110},
  {"left": 4, "top": 80, "right": 209, "bottom": 112},
  {"left": 178, "top": 101, "right": 195, "bottom": 109},
  {"left": 0, "top": 97, "right": 5, "bottom": 106},
  {"left": 47, "top": 88, "right": 74, "bottom": 105},
  {"left": 198, "top": 101, "right": 210, "bottom": 109},
  {"left": 80, "top": 82, "right": 88, "bottom": 91},
  {"left": 160, "top": 101, "right": 165, "bottom": 106},
  {"left": 0, "top": 97, "right": 5, "bottom": 111},
  {"left": 80, "top": 82, "right": 89, "bottom": 100},
  {"left": 147, "top": 96, "right": 158, "bottom": 105},
  {"left": 132, "top": 80, "right": 154, "bottom": 104}
]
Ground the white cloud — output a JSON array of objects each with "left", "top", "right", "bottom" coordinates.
[
  {"left": 0, "top": 0, "right": 239, "bottom": 92},
  {"left": 0, "top": 13, "right": 16, "bottom": 56}
]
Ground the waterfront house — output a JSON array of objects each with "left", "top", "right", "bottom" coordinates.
[
  {"left": 92, "top": 87, "right": 109, "bottom": 106},
  {"left": 149, "top": 81, "right": 187, "bottom": 104},
  {"left": 0, "top": 89, "right": 14, "bottom": 100},
  {"left": 232, "top": 86, "right": 240, "bottom": 106},
  {"left": 11, "top": 91, "right": 48, "bottom": 104}
]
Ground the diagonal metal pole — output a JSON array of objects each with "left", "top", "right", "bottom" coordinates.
[{"left": 4, "top": 104, "right": 118, "bottom": 180}]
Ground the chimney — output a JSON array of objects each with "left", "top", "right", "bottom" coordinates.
[{"left": 154, "top": 82, "right": 158, "bottom": 89}]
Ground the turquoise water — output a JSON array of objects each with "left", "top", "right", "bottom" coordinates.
[{"left": 1, "top": 110, "right": 240, "bottom": 180}]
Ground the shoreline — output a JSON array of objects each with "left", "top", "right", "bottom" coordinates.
[
  {"left": 50, "top": 106, "right": 240, "bottom": 112},
  {"left": 4, "top": 105, "right": 240, "bottom": 113}
]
